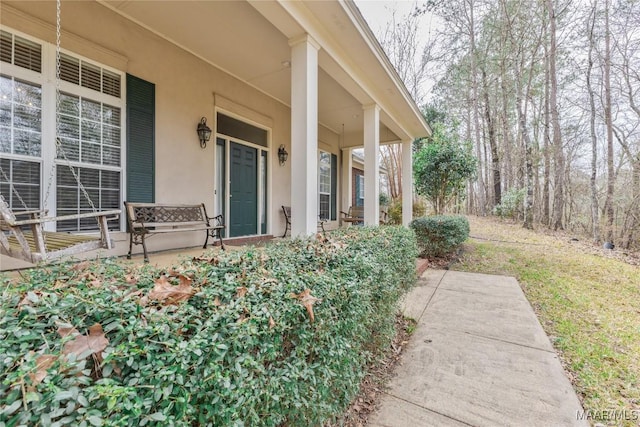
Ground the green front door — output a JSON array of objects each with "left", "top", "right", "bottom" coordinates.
[{"left": 230, "top": 142, "right": 258, "bottom": 237}]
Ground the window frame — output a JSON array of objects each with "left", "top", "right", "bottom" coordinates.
[
  {"left": 0, "top": 26, "right": 126, "bottom": 232},
  {"left": 318, "top": 150, "right": 332, "bottom": 221}
]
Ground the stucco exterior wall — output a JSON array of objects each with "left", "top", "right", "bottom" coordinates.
[{"left": 1, "top": 1, "right": 348, "bottom": 269}]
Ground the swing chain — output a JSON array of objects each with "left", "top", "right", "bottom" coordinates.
[{"left": 43, "top": 0, "right": 97, "bottom": 214}]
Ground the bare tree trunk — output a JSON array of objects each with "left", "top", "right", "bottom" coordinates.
[
  {"left": 547, "top": 0, "right": 565, "bottom": 230},
  {"left": 500, "top": 65, "right": 513, "bottom": 191},
  {"left": 587, "top": 0, "right": 600, "bottom": 243},
  {"left": 520, "top": 98, "right": 534, "bottom": 229},
  {"left": 465, "top": 93, "right": 475, "bottom": 214},
  {"left": 516, "top": 55, "right": 539, "bottom": 230},
  {"left": 380, "top": 145, "right": 403, "bottom": 200},
  {"left": 603, "top": 0, "right": 615, "bottom": 243},
  {"left": 482, "top": 68, "right": 502, "bottom": 207},
  {"left": 469, "top": 0, "right": 486, "bottom": 215},
  {"left": 627, "top": 158, "right": 640, "bottom": 248},
  {"left": 542, "top": 35, "right": 551, "bottom": 226}
]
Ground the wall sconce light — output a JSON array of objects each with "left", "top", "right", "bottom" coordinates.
[
  {"left": 278, "top": 144, "right": 288, "bottom": 166},
  {"left": 197, "top": 117, "right": 212, "bottom": 149}
]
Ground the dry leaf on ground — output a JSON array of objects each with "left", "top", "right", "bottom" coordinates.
[
  {"left": 291, "top": 289, "right": 322, "bottom": 323},
  {"left": 29, "top": 354, "right": 57, "bottom": 386},
  {"left": 60, "top": 323, "right": 109, "bottom": 363},
  {"left": 148, "top": 275, "right": 194, "bottom": 304}
]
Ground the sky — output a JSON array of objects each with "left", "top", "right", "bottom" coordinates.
[
  {"left": 353, "top": 0, "right": 440, "bottom": 102},
  {"left": 354, "top": 0, "right": 434, "bottom": 49}
]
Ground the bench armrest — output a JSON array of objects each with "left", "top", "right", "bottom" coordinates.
[
  {"left": 208, "top": 214, "right": 225, "bottom": 227},
  {"left": 12, "top": 209, "right": 49, "bottom": 218}
]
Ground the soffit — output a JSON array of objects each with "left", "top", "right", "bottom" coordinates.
[
  {"left": 99, "top": 0, "right": 381, "bottom": 137},
  {"left": 5, "top": 0, "right": 422, "bottom": 141}
]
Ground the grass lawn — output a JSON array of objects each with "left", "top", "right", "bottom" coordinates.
[{"left": 452, "top": 216, "right": 639, "bottom": 425}]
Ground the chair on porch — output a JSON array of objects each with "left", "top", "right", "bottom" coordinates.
[
  {"left": 281, "top": 206, "right": 327, "bottom": 237},
  {"left": 340, "top": 206, "right": 364, "bottom": 226}
]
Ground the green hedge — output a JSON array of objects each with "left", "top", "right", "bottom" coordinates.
[
  {"left": 410, "top": 215, "right": 469, "bottom": 257},
  {"left": 0, "top": 226, "right": 417, "bottom": 426}
]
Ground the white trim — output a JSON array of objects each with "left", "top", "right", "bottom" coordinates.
[
  {"left": 214, "top": 94, "right": 273, "bottom": 130},
  {"left": 363, "top": 104, "right": 380, "bottom": 225},
  {"left": 214, "top": 109, "right": 272, "bottom": 238},
  {"left": 288, "top": 33, "right": 321, "bottom": 50},
  {"left": 402, "top": 139, "right": 413, "bottom": 226}
]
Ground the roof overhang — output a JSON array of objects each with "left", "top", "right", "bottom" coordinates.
[{"left": 94, "top": 0, "right": 431, "bottom": 142}]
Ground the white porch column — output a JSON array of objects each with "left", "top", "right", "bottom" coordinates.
[
  {"left": 363, "top": 104, "right": 380, "bottom": 225},
  {"left": 341, "top": 147, "right": 352, "bottom": 221},
  {"left": 289, "top": 35, "right": 319, "bottom": 236},
  {"left": 402, "top": 139, "right": 413, "bottom": 226}
]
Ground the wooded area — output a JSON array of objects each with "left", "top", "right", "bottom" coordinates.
[{"left": 375, "top": 0, "right": 639, "bottom": 249}]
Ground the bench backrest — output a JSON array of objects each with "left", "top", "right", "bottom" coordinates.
[
  {"left": 349, "top": 205, "right": 364, "bottom": 218},
  {"left": 125, "top": 202, "right": 208, "bottom": 228}
]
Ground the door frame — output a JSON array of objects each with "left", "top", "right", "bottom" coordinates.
[{"left": 214, "top": 111, "right": 271, "bottom": 238}]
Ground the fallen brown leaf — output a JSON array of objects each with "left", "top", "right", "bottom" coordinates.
[
  {"left": 57, "top": 324, "right": 79, "bottom": 339},
  {"left": 71, "top": 261, "right": 90, "bottom": 272},
  {"left": 61, "top": 323, "right": 109, "bottom": 363},
  {"left": 124, "top": 273, "right": 137, "bottom": 285},
  {"left": 29, "top": 354, "right": 57, "bottom": 386},
  {"left": 17, "top": 291, "right": 45, "bottom": 309},
  {"left": 148, "top": 275, "right": 194, "bottom": 305},
  {"left": 236, "top": 286, "right": 248, "bottom": 298},
  {"left": 176, "top": 274, "right": 192, "bottom": 287},
  {"left": 291, "top": 289, "right": 322, "bottom": 323}
]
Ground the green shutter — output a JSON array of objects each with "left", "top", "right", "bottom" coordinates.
[
  {"left": 331, "top": 153, "right": 337, "bottom": 221},
  {"left": 126, "top": 74, "right": 155, "bottom": 203}
]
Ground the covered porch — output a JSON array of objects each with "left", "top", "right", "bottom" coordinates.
[{"left": 0, "top": 0, "right": 429, "bottom": 270}]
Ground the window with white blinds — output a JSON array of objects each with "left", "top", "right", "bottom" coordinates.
[
  {"left": 0, "top": 158, "right": 40, "bottom": 212},
  {"left": 318, "top": 151, "right": 331, "bottom": 220},
  {"left": 60, "top": 54, "right": 121, "bottom": 98},
  {"left": 0, "top": 30, "right": 42, "bottom": 73},
  {"left": 0, "top": 27, "right": 124, "bottom": 231}
]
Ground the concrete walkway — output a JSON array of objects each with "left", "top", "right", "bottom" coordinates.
[{"left": 369, "top": 270, "right": 588, "bottom": 427}]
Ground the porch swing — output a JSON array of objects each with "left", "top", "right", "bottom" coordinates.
[{"left": 0, "top": 0, "right": 120, "bottom": 264}]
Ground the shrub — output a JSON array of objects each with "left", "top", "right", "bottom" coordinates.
[
  {"left": 0, "top": 226, "right": 417, "bottom": 426},
  {"left": 413, "top": 124, "right": 476, "bottom": 214},
  {"left": 410, "top": 215, "right": 470, "bottom": 257},
  {"left": 386, "top": 199, "right": 427, "bottom": 225},
  {"left": 493, "top": 187, "right": 526, "bottom": 220}
]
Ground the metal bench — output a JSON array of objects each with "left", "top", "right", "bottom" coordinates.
[
  {"left": 281, "top": 206, "right": 326, "bottom": 237},
  {"left": 124, "top": 202, "right": 225, "bottom": 262}
]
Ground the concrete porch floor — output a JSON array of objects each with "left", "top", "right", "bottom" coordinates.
[
  {"left": 0, "top": 244, "right": 244, "bottom": 276},
  {"left": 121, "top": 245, "right": 239, "bottom": 269}
]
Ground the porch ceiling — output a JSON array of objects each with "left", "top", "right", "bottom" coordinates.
[{"left": 97, "top": 0, "right": 429, "bottom": 142}]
